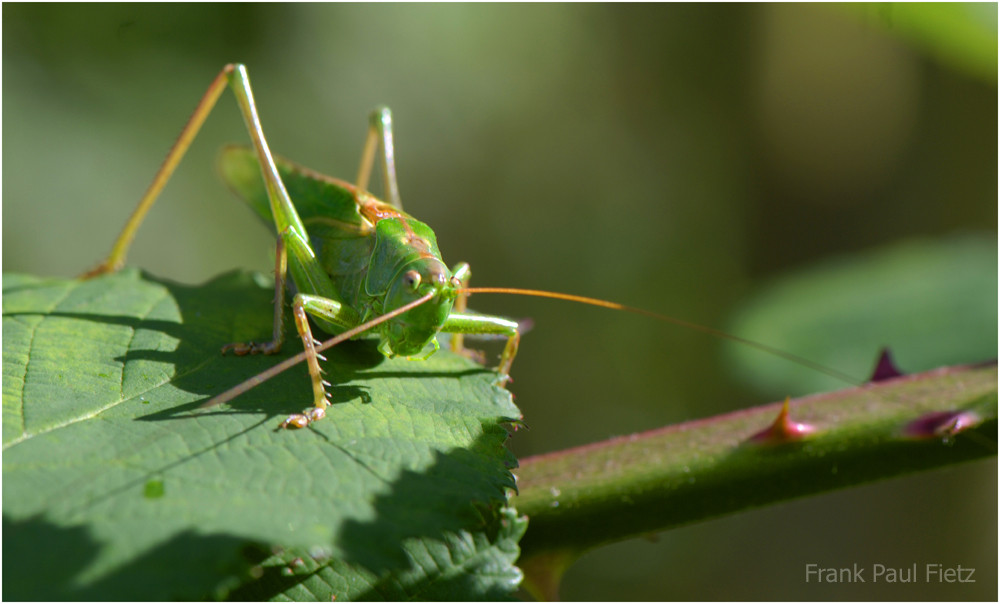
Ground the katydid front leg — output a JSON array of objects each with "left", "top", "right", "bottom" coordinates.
[
  {"left": 444, "top": 263, "right": 520, "bottom": 374},
  {"left": 233, "top": 288, "right": 361, "bottom": 431},
  {"left": 280, "top": 294, "right": 350, "bottom": 429},
  {"left": 440, "top": 309, "right": 521, "bottom": 386},
  {"left": 271, "top": 227, "right": 360, "bottom": 429},
  {"left": 447, "top": 262, "right": 476, "bottom": 361}
]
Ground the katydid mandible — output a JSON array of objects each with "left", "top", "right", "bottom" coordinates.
[{"left": 83, "top": 64, "right": 863, "bottom": 429}]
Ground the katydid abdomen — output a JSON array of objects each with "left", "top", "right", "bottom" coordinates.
[{"left": 220, "top": 145, "right": 382, "bottom": 324}]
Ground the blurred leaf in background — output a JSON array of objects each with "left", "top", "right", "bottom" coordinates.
[
  {"left": 727, "top": 235, "right": 997, "bottom": 397},
  {"left": 4, "top": 3, "right": 995, "bottom": 599}
]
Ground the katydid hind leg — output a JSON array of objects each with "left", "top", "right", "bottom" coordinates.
[
  {"left": 356, "top": 106, "right": 402, "bottom": 210},
  {"left": 224, "top": 65, "right": 313, "bottom": 243},
  {"left": 81, "top": 65, "right": 238, "bottom": 277},
  {"left": 82, "top": 63, "right": 313, "bottom": 279},
  {"left": 198, "top": 65, "right": 355, "bottom": 428}
]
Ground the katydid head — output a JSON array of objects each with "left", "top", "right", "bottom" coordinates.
[{"left": 380, "top": 257, "right": 457, "bottom": 357}]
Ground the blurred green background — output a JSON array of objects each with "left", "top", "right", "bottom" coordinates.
[{"left": 4, "top": 4, "right": 996, "bottom": 600}]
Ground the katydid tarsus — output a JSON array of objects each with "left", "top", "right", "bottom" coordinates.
[{"left": 83, "top": 63, "right": 864, "bottom": 430}]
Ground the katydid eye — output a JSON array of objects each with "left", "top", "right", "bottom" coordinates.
[{"left": 403, "top": 270, "right": 421, "bottom": 290}]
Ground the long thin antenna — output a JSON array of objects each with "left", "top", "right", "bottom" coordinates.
[
  {"left": 201, "top": 291, "right": 435, "bottom": 410},
  {"left": 459, "top": 286, "right": 863, "bottom": 387}
]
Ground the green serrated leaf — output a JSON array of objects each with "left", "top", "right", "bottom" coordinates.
[
  {"left": 233, "top": 507, "right": 527, "bottom": 601},
  {"left": 2, "top": 269, "right": 524, "bottom": 600}
]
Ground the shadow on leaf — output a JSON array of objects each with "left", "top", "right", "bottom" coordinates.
[{"left": 3, "top": 268, "right": 525, "bottom": 600}]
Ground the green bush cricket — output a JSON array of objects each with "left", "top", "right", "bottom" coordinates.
[
  {"left": 84, "top": 63, "right": 862, "bottom": 429},
  {"left": 84, "top": 63, "right": 529, "bottom": 429}
]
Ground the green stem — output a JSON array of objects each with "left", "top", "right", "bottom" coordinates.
[{"left": 512, "top": 364, "right": 997, "bottom": 560}]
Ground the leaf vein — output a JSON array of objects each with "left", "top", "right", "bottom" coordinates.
[
  {"left": 4, "top": 287, "right": 211, "bottom": 451},
  {"left": 10, "top": 280, "right": 80, "bottom": 445}
]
